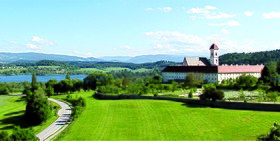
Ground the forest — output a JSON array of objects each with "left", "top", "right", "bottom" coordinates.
[{"left": 220, "top": 49, "right": 280, "bottom": 65}]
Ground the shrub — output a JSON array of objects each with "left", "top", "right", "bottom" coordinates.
[
  {"left": 188, "top": 90, "right": 193, "bottom": 98},
  {"left": 258, "top": 122, "right": 280, "bottom": 141},
  {"left": 154, "top": 93, "right": 158, "bottom": 97},
  {"left": 71, "top": 106, "right": 82, "bottom": 120},
  {"left": 0, "top": 87, "right": 10, "bottom": 95},
  {"left": 10, "top": 126, "right": 38, "bottom": 141},
  {"left": 0, "top": 131, "right": 9, "bottom": 141},
  {"left": 203, "top": 85, "right": 225, "bottom": 101}
]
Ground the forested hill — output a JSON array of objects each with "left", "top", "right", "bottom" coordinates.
[
  {"left": 9, "top": 60, "right": 180, "bottom": 70},
  {"left": 219, "top": 49, "right": 280, "bottom": 65}
]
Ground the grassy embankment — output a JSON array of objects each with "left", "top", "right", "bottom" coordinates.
[
  {"left": 53, "top": 91, "right": 280, "bottom": 140},
  {"left": 0, "top": 95, "right": 59, "bottom": 134}
]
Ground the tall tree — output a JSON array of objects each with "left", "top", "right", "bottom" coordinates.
[
  {"left": 65, "top": 72, "right": 71, "bottom": 80},
  {"left": 277, "top": 59, "right": 280, "bottom": 74},
  {"left": 25, "top": 88, "right": 51, "bottom": 125},
  {"left": 31, "top": 72, "right": 38, "bottom": 92}
]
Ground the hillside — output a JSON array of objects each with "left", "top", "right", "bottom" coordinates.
[
  {"left": 0, "top": 52, "right": 102, "bottom": 63},
  {"left": 0, "top": 52, "right": 189, "bottom": 63},
  {"left": 220, "top": 49, "right": 280, "bottom": 65},
  {"left": 98, "top": 54, "right": 187, "bottom": 63}
]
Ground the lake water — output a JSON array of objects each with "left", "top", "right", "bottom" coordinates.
[{"left": 0, "top": 75, "right": 87, "bottom": 83}]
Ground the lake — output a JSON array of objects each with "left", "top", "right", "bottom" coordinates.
[{"left": 0, "top": 75, "right": 87, "bottom": 83}]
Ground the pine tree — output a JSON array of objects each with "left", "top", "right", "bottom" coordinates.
[
  {"left": 66, "top": 72, "right": 71, "bottom": 80},
  {"left": 31, "top": 72, "right": 38, "bottom": 92}
]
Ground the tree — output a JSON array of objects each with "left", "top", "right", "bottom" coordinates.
[
  {"left": 58, "top": 79, "right": 73, "bottom": 93},
  {"left": 10, "top": 126, "right": 38, "bottom": 141},
  {"left": 46, "top": 79, "right": 58, "bottom": 88},
  {"left": 25, "top": 88, "right": 51, "bottom": 125},
  {"left": 277, "top": 59, "right": 280, "bottom": 74},
  {"left": 83, "top": 72, "right": 114, "bottom": 90},
  {"left": 45, "top": 86, "right": 54, "bottom": 97},
  {"left": 72, "top": 79, "right": 83, "bottom": 92},
  {"left": 266, "top": 92, "right": 278, "bottom": 103},
  {"left": 122, "top": 77, "right": 130, "bottom": 87},
  {"left": 188, "top": 89, "right": 193, "bottom": 98},
  {"left": 236, "top": 74, "right": 258, "bottom": 89},
  {"left": 65, "top": 72, "right": 71, "bottom": 80},
  {"left": 184, "top": 73, "right": 203, "bottom": 88},
  {"left": 171, "top": 81, "right": 178, "bottom": 92},
  {"left": 31, "top": 72, "right": 38, "bottom": 92}
]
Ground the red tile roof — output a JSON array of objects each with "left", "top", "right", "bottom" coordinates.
[
  {"left": 209, "top": 43, "right": 219, "bottom": 50},
  {"left": 162, "top": 65, "right": 264, "bottom": 74},
  {"left": 218, "top": 65, "right": 264, "bottom": 73}
]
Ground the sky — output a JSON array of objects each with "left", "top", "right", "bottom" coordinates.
[{"left": 0, "top": 0, "right": 280, "bottom": 58}]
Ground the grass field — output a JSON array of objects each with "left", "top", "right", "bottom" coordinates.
[
  {"left": 54, "top": 91, "right": 280, "bottom": 140},
  {"left": 0, "top": 95, "right": 59, "bottom": 134}
]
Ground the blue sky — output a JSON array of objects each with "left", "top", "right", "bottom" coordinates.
[{"left": 0, "top": 0, "right": 280, "bottom": 58}]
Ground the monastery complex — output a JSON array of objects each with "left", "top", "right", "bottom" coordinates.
[{"left": 162, "top": 44, "right": 264, "bottom": 83}]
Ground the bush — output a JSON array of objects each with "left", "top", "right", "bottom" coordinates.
[
  {"left": 71, "top": 106, "right": 82, "bottom": 120},
  {"left": 10, "top": 126, "right": 38, "bottom": 141},
  {"left": 0, "top": 87, "right": 10, "bottom": 95},
  {"left": 0, "top": 131, "right": 9, "bottom": 141},
  {"left": 203, "top": 85, "right": 225, "bottom": 101},
  {"left": 258, "top": 122, "right": 280, "bottom": 141},
  {"left": 188, "top": 90, "right": 193, "bottom": 98}
]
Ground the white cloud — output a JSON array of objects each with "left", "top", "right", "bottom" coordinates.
[
  {"left": 188, "top": 5, "right": 235, "bottom": 19},
  {"left": 145, "top": 7, "right": 172, "bottom": 13},
  {"left": 32, "top": 36, "right": 54, "bottom": 46},
  {"left": 25, "top": 43, "right": 41, "bottom": 49},
  {"left": 263, "top": 12, "right": 280, "bottom": 19},
  {"left": 145, "top": 8, "right": 154, "bottom": 11},
  {"left": 244, "top": 11, "right": 253, "bottom": 17},
  {"left": 208, "top": 20, "right": 241, "bottom": 27},
  {"left": 159, "top": 7, "right": 172, "bottom": 13},
  {"left": 221, "top": 29, "right": 230, "bottom": 34},
  {"left": 145, "top": 31, "right": 208, "bottom": 54},
  {"left": 145, "top": 31, "right": 274, "bottom": 56}
]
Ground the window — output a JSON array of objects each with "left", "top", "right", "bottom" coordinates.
[{"left": 215, "top": 52, "right": 217, "bottom": 56}]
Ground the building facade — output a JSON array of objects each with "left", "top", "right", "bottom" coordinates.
[{"left": 162, "top": 44, "right": 264, "bottom": 83}]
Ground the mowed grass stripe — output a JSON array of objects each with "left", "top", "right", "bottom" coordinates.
[{"left": 59, "top": 93, "right": 280, "bottom": 140}]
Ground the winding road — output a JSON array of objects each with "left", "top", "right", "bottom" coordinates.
[{"left": 36, "top": 98, "right": 72, "bottom": 141}]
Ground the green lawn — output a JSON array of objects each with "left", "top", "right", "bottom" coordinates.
[
  {"left": 55, "top": 91, "right": 280, "bottom": 140},
  {"left": 0, "top": 95, "right": 59, "bottom": 134}
]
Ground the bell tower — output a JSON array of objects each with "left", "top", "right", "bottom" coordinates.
[{"left": 210, "top": 43, "right": 219, "bottom": 66}]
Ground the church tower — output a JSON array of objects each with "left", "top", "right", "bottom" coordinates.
[{"left": 210, "top": 43, "right": 219, "bottom": 66}]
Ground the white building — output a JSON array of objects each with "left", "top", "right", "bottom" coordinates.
[{"left": 162, "top": 44, "right": 264, "bottom": 83}]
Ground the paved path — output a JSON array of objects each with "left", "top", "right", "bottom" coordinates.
[{"left": 36, "top": 98, "right": 72, "bottom": 141}]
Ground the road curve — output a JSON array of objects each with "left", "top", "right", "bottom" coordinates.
[{"left": 36, "top": 98, "right": 72, "bottom": 141}]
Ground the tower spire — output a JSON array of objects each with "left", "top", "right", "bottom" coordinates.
[{"left": 210, "top": 43, "right": 219, "bottom": 66}]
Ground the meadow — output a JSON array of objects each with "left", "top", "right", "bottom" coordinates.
[
  {"left": 55, "top": 91, "right": 280, "bottom": 140},
  {"left": 0, "top": 95, "right": 59, "bottom": 134}
]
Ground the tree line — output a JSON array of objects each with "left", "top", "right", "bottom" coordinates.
[{"left": 220, "top": 49, "right": 280, "bottom": 65}]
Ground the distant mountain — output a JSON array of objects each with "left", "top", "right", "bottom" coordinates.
[
  {"left": 0, "top": 52, "right": 102, "bottom": 63},
  {"left": 98, "top": 56, "right": 133, "bottom": 62},
  {"left": 126, "top": 54, "right": 187, "bottom": 64},
  {"left": 0, "top": 52, "right": 194, "bottom": 64},
  {"left": 99, "top": 54, "right": 188, "bottom": 64}
]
